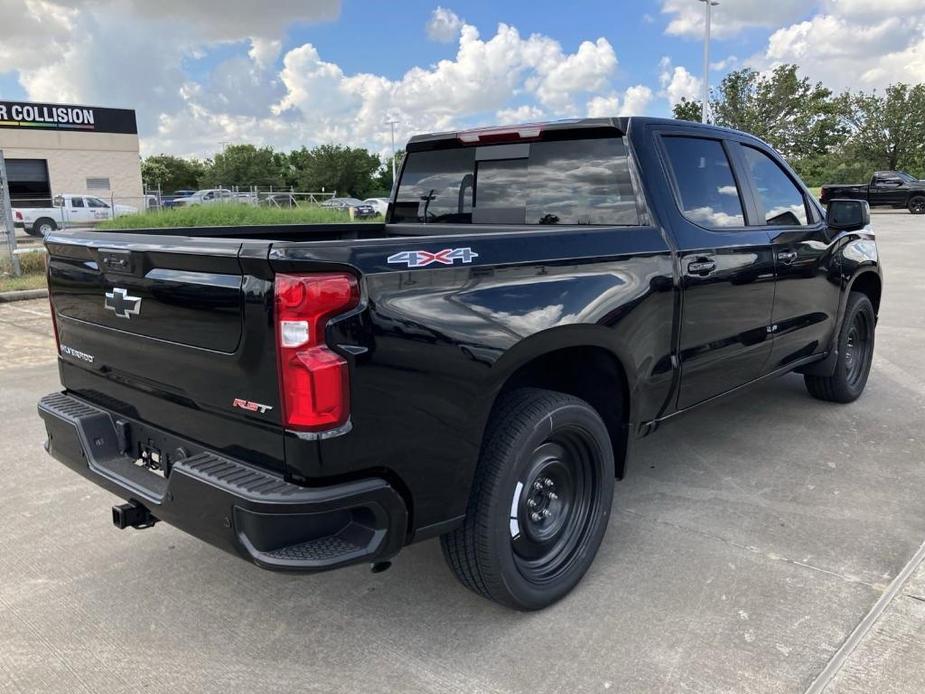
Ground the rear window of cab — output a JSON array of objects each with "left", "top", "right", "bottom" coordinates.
[{"left": 392, "top": 138, "right": 640, "bottom": 226}]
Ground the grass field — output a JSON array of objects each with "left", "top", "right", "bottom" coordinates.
[{"left": 97, "top": 204, "right": 372, "bottom": 230}]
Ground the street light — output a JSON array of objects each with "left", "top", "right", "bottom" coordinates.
[
  {"left": 385, "top": 119, "right": 399, "bottom": 185},
  {"left": 699, "top": 0, "right": 719, "bottom": 124}
]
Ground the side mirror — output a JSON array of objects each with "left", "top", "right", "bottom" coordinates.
[{"left": 826, "top": 199, "right": 870, "bottom": 232}]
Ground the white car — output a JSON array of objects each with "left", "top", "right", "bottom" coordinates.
[
  {"left": 171, "top": 188, "right": 250, "bottom": 207},
  {"left": 14, "top": 194, "right": 139, "bottom": 236},
  {"left": 362, "top": 197, "right": 389, "bottom": 216}
]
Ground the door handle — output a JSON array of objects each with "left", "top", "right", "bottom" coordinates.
[
  {"left": 777, "top": 250, "right": 798, "bottom": 265},
  {"left": 687, "top": 258, "right": 716, "bottom": 276}
]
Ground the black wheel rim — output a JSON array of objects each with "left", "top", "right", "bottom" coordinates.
[
  {"left": 510, "top": 427, "right": 602, "bottom": 584},
  {"left": 844, "top": 310, "right": 872, "bottom": 387},
  {"left": 912, "top": 198, "right": 925, "bottom": 214}
]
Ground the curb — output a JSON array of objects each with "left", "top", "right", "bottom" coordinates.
[{"left": 0, "top": 288, "right": 48, "bottom": 303}]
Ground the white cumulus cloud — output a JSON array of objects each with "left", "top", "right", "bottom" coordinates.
[
  {"left": 426, "top": 6, "right": 465, "bottom": 43},
  {"left": 661, "top": 0, "right": 809, "bottom": 39},
  {"left": 659, "top": 57, "right": 702, "bottom": 106}
]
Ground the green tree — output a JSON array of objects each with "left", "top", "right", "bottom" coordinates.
[
  {"left": 372, "top": 150, "right": 405, "bottom": 196},
  {"left": 289, "top": 144, "right": 382, "bottom": 197},
  {"left": 841, "top": 83, "right": 925, "bottom": 177},
  {"left": 672, "top": 98, "right": 703, "bottom": 122},
  {"left": 141, "top": 154, "right": 207, "bottom": 192},
  {"left": 202, "top": 144, "right": 286, "bottom": 188},
  {"left": 709, "top": 65, "right": 846, "bottom": 172}
]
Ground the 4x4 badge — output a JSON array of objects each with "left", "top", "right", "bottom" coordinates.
[
  {"left": 104, "top": 288, "right": 142, "bottom": 319},
  {"left": 387, "top": 247, "right": 479, "bottom": 268}
]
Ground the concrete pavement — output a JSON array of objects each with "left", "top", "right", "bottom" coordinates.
[{"left": 0, "top": 211, "right": 923, "bottom": 693}]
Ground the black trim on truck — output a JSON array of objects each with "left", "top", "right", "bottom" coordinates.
[{"left": 38, "top": 392, "right": 407, "bottom": 572}]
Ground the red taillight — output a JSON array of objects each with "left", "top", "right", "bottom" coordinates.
[
  {"left": 14, "top": 211, "right": 22, "bottom": 221},
  {"left": 457, "top": 124, "right": 544, "bottom": 144},
  {"left": 275, "top": 273, "right": 359, "bottom": 431}
]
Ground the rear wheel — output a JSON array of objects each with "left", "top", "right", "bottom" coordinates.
[
  {"left": 31, "top": 218, "right": 57, "bottom": 236},
  {"left": 441, "top": 388, "right": 615, "bottom": 610},
  {"left": 805, "top": 292, "right": 875, "bottom": 403},
  {"left": 909, "top": 196, "right": 925, "bottom": 215}
]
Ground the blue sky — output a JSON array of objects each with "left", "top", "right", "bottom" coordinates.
[{"left": 0, "top": 0, "right": 922, "bottom": 157}]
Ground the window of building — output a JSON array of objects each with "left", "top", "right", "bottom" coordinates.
[
  {"left": 741, "top": 146, "right": 808, "bottom": 226},
  {"left": 662, "top": 136, "right": 745, "bottom": 228},
  {"left": 86, "top": 177, "right": 111, "bottom": 191}
]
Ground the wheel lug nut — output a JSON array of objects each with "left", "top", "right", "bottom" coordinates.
[
  {"left": 544, "top": 478, "right": 554, "bottom": 488},
  {"left": 541, "top": 509, "right": 552, "bottom": 518},
  {"left": 533, "top": 481, "right": 544, "bottom": 491},
  {"left": 530, "top": 512, "right": 542, "bottom": 522},
  {"left": 527, "top": 499, "right": 537, "bottom": 508},
  {"left": 548, "top": 492, "right": 558, "bottom": 500}
]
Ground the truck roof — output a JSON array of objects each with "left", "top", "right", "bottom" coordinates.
[{"left": 406, "top": 116, "right": 767, "bottom": 151}]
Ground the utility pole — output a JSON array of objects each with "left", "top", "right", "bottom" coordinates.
[
  {"left": 385, "top": 120, "right": 399, "bottom": 185},
  {"left": 699, "top": 0, "right": 719, "bottom": 124}
]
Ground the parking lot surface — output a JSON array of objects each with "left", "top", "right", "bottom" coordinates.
[{"left": 1, "top": 211, "right": 924, "bottom": 693}]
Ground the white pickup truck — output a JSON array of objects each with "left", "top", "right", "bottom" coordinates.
[{"left": 14, "top": 194, "right": 139, "bottom": 236}]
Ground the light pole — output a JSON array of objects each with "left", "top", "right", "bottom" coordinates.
[
  {"left": 699, "top": 0, "right": 718, "bottom": 124},
  {"left": 385, "top": 119, "right": 399, "bottom": 185}
]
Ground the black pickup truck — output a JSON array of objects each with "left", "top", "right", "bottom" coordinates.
[
  {"left": 38, "top": 118, "right": 881, "bottom": 610},
  {"left": 821, "top": 170, "right": 925, "bottom": 214}
]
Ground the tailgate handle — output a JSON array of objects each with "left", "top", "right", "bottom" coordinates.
[{"left": 100, "top": 249, "right": 134, "bottom": 274}]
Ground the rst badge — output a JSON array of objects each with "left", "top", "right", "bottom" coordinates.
[
  {"left": 387, "top": 247, "right": 479, "bottom": 268},
  {"left": 232, "top": 398, "right": 273, "bottom": 414},
  {"left": 104, "top": 287, "right": 142, "bottom": 319}
]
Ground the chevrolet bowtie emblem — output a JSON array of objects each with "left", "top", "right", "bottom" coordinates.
[{"left": 104, "top": 287, "right": 142, "bottom": 319}]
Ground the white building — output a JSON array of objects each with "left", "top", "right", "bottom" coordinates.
[{"left": 0, "top": 100, "right": 143, "bottom": 209}]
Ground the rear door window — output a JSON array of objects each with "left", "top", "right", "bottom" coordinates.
[
  {"left": 661, "top": 136, "right": 745, "bottom": 228},
  {"left": 741, "top": 146, "right": 808, "bottom": 226},
  {"left": 392, "top": 138, "right": 639, "bottom": 225}
]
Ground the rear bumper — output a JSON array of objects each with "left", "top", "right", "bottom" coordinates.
[{"left": 37, "top": 392, "right": 407, "bottom": 572}]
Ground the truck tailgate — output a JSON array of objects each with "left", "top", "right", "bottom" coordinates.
[{"left": 45, "top": 231, "right": 288, "bottom": 472}]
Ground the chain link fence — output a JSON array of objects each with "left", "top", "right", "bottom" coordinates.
[{"left": 142, "top": 186, "right": 337, "bottom": 210}]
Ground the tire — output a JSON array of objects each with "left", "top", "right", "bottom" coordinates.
[
  {"left": 32, "top": 218, "right": 57, "bottom": 236},
  {"left": 909, "top": 196, "right": 925, "bottom": 215},
  {"left": 441, "top": 388, "right": 615, "bottom": 610},
  {"left": 805, "top": 292, "right": 876, "bottom": 403}
]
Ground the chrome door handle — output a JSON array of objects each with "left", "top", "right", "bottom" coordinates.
[
  {"left": 777, "top": 250, "right": 798, "bottom": 265},
  {"left": 687, "top": 259, "right": 716, "bottom": 276}
]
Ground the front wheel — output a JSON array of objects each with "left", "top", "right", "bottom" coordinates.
[
  {"left": 909, "top": 196, "right": 925, "bottom": 215},
  {"left": 805, "top": 292, "right": 875, "bottom": 403},
  {"left": 441, "top": 388, "right": 615, "bottom": 610}
]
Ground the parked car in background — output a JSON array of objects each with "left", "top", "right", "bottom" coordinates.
[
  {"left": 262, "top": 193, "right": 298, "bottom": 208},
  {"left": 170, "top": 189, "right": 244, "bottom": 207},
  {"left": 321, "top": 196, "right": 378, "bottom": 218},
  {"left": 362, "top": 197, "right": 389, "bottom": 216},
  {"left": 14, "top": 194, "right": 138, "bottom": 236},
  {"left": 161, "top": 190, "right": 198, "bottom": 208},
  {"left": 821, "top": 170, "right": 925, "bottom": 214}
]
